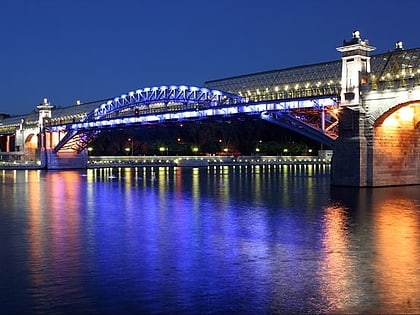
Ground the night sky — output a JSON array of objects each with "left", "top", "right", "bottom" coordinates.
[{"left": 1, "top": 0, "right": 419, "bottom": 115}]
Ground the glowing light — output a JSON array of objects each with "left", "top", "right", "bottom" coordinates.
[
  {"left": 399, "top": 106, "right": 414, "bottom": 122},
  {"left": 382, "top": 116, "right": 398, "bottom": 127}
]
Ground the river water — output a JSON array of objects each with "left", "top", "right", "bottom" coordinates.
[{"left": 0, "top": 165, "right": 419, "bottom": 314}]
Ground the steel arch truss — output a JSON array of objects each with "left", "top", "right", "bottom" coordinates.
[
  {"left": 85, "top": 85, "right": 245, "bottom": 121},
  {"left": 52, "top": 85, "right": 245, "bottom": 153}
]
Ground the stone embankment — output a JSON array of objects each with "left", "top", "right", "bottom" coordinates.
[{"left": 0, "top": 155, "right": 332, "bottom": 170}]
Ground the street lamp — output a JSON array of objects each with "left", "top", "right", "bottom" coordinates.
[
  {"left": 128, "top": 137, "right": 133, "bottom": 156},
  {"left": 159, "top": 146, "right": 168, "bottom": 155}
]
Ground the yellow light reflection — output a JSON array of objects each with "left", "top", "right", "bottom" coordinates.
[
  {"left": 319, "top": 204, "right": 357, "bottom": 310},
  {"left": 374, "top": 198, "right": 420, "bottom": 309},
  {"left": 27, "top": 171, "right": 84, "bottom": 301}
]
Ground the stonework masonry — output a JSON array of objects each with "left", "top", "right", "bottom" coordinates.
[{"left": 331, "top": 96, "right": 420, "bottom": 187}]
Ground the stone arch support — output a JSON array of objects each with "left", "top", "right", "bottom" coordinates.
[{"left": 370, "top": 101, "right": 420, "bottom": 186}]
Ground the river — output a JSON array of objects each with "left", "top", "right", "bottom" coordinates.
[{"left": 0, "top": 165, "right": 419, "bottom": 314}]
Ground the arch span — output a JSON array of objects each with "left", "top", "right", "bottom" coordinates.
[
  {"left": 374, "top": 100, "right": 420, "bottom": 127},
  {"left": 371, "top": 100, "right": 420, "bottom": 186},
  {"left": 84, "top": 85, "right": 245, "bottom": 122},
  {"left": 52, "top": 85, "right": 245, "bottom": 153}
]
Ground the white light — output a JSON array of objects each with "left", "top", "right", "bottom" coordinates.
[{"left": 352, "top": 30, "right": 360, "bottom": 39}]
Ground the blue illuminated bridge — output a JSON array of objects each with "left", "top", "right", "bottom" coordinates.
[
  {"left": 2, "top": 30, "right": 420, "bottom": 187},
  {"left": 51, "top": 85, "right": 338, "bottom": 153}
]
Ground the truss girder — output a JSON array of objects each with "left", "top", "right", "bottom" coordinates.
[
  {"left": 84, "top": 85, "right": 245, "bottom": 122},
  {"left": 50, "top": 85, "right": 246, "bottom": 153},
  {"left": 49, "top": 96, "right": 338, "bottom": 153},
  {"left": 260, "top": 112, "right": 336, "bottom": 147},
  {"left": 49, "top": 97, "right": 337, "bottom": 132},
  {"left": 53, "top": 129, "right": 101, "bottom": 153}
]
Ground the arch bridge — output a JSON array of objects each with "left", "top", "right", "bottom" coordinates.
[
  {"left": 48, "top": 85, "right": 338, "bottom": 154},
  {"left": 1, "top": 31, "right": 420, "bottom": 187}
]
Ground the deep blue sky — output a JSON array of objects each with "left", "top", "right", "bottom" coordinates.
[{"left": 1, "top": 0, "right": 420, "bottom": 115}]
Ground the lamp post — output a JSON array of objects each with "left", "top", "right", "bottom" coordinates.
[
  {"left": 159, "top": 146, "right": 168, "bottom": 156},
  {"left": 128, "top": 138, "right": 133, "bottom": 156}
]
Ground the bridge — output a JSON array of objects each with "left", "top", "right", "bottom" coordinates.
[{"left": 1, "top": 30, "right": 420, "bottom": 187}]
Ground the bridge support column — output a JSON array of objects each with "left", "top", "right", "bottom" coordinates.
[
  {"left": 43, "top": 149, "right": 88, "bottom": 170},
  {"left": 331, "top": 107, "right": 370, "bottom": 187}
]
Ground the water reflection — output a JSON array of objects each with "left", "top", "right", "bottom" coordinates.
[
  {"left": 0, "top": 167, "right": 420, "bottom": 314},
  {"left": 373, "top": 191, "right": 420, "bottom": 312},
  {"left": 327, "top": 186, "right": 420, "bottom": 313}
]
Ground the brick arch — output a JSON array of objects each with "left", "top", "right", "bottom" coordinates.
[
  {"left": 374, "top": 100, "right": 420, "bottom": 127},
  {"left": 24, "top": 133, "right": 38, "bottom": 161},
  {"left": 25, "top": 133, "right": 36, "bottom": 143},
  {"left": 371, "top": 100, "right": 420, "bottom": 186}
]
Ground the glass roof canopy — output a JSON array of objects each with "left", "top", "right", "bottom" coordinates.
[{"left": 204, "top": 47, "right": 420, "bottom": 102}]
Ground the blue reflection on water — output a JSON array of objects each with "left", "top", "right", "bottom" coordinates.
[{"left": 0, "top": 165, "right": 419, "bottom": 314}]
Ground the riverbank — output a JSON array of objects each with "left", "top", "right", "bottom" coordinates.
[
  {"left": 0, "top": 155, "right": 331, "bottom": 170},
  {"left": 87, "top": 155, "right": 331, "bottom": 168}
]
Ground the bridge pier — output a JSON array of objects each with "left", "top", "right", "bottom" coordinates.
[
  {"left": 332, "top": 104, "right": 420, "bottom": 187},
  {"left": 41, "top": 149, "right": 88, "bottom": 170},
  {"left": 331, "top": 108, "right": 370, "bottom": 186},
  {"left": 331, "top": 31, "right": 420, "bottom": 187}
]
